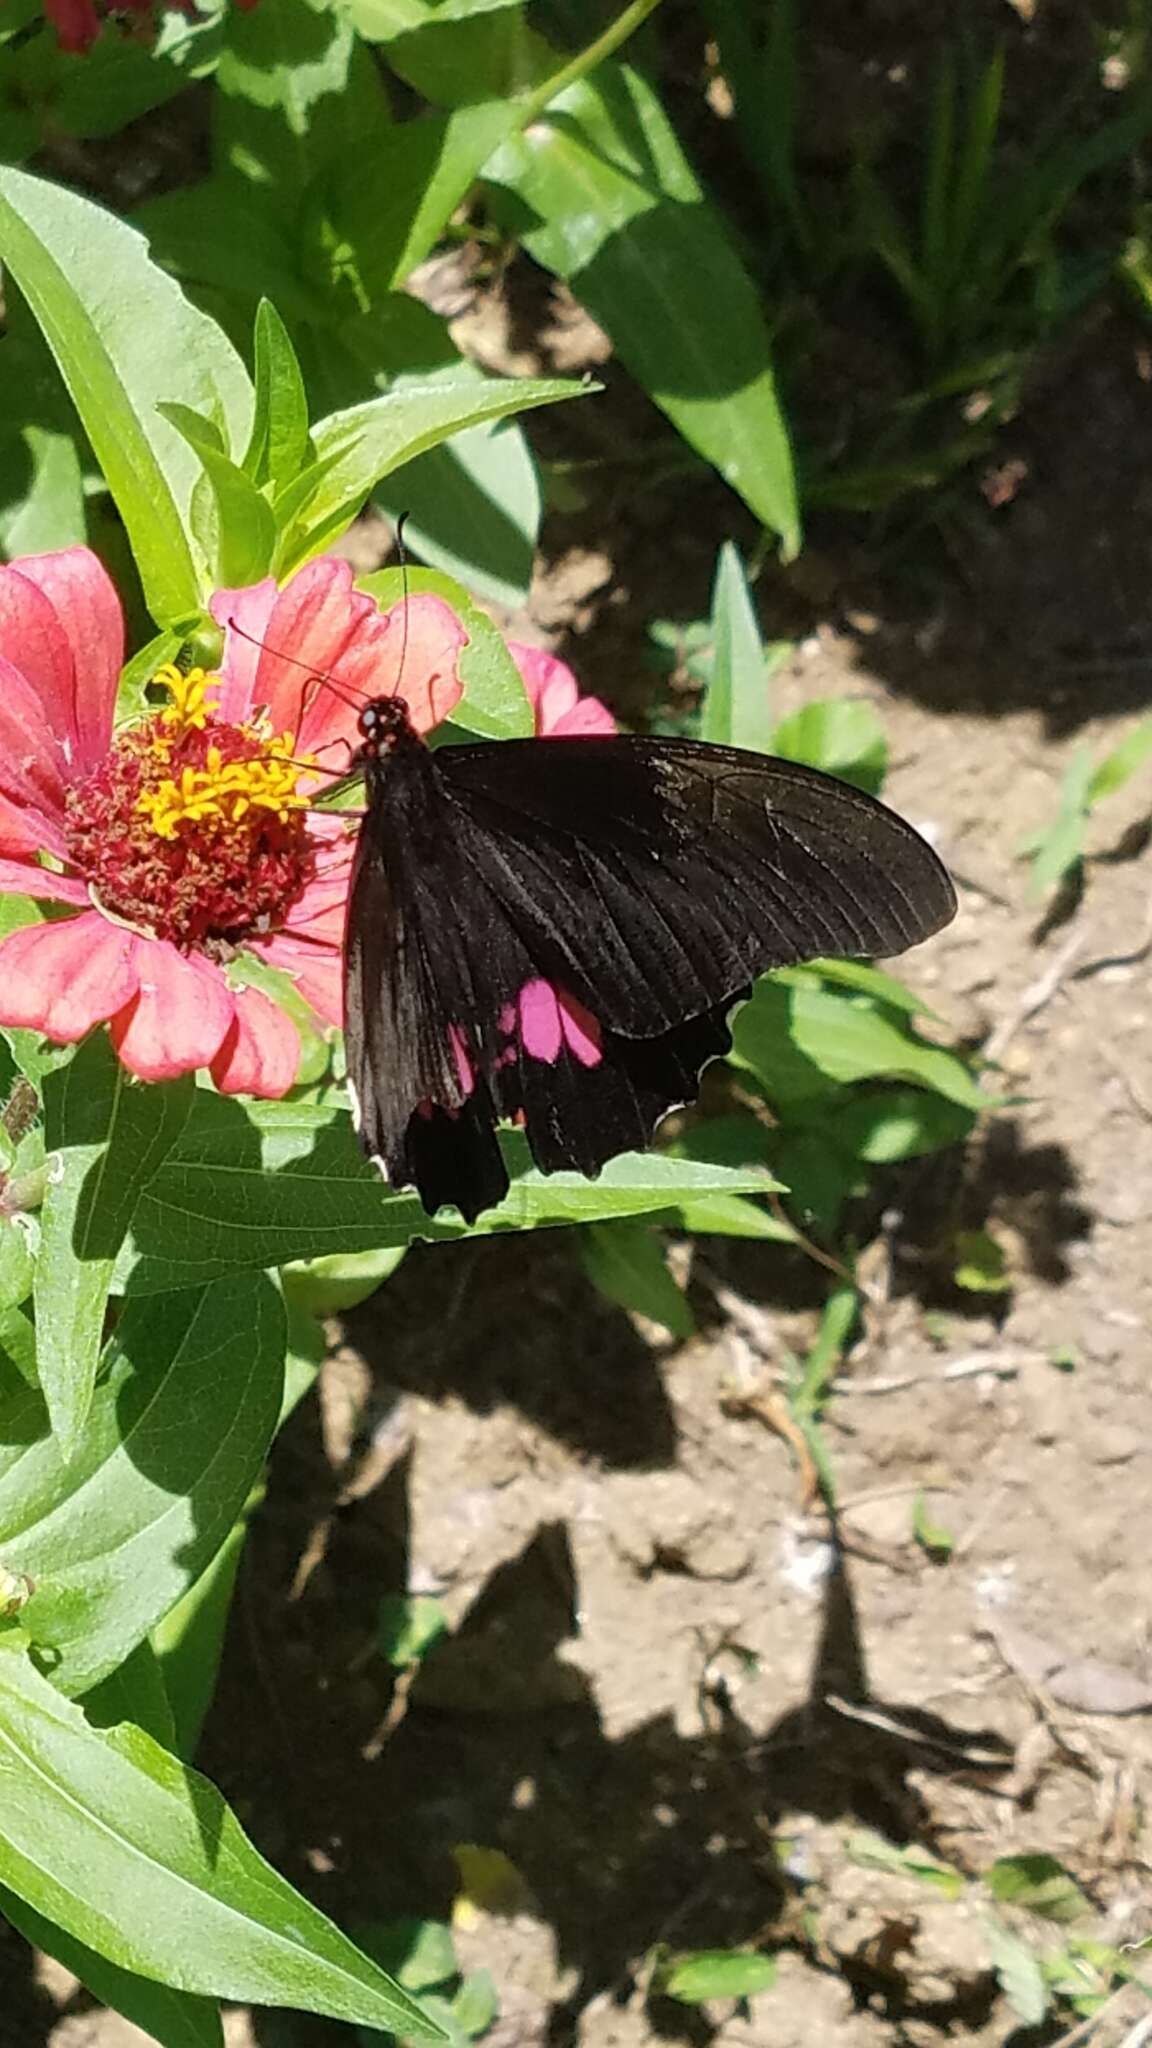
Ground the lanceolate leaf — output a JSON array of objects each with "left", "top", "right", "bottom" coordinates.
[
  {"left": 278, "top": 375, "right": 585, "bottom": 573},
  {"left": 0, "top": 1884, "right": 224, "bottom": 2048},
  {"left": 582, "top": 1220, "right": 694, "bottom": 1338},
  {"left": 116, "top": 1095, "right": 776, "bottom": 1294},
  {"left": 0, "top": 166, "right": 253, "bottom": 626},
  {"left": 1, "top": 1270, "right": 285, "bottom": 1695},
  {"left": 244, "top": 299, "right": 311, "bottom": 490},
  {"left": 0, "top": 1646, "right": 442, "bottom": 2036},
  {"left": 34, "top": 1040, "right": 194, "bottom": 1459},
  {"left": 701, "top": 542, "right": 775, "bottom": 753},
  {"left": 484, "top": 63, "right": 799, "bottom": 551}
]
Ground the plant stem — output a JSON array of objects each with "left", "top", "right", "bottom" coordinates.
[{"left": 514, "top": 0, "right": 667, "bottom": 133}]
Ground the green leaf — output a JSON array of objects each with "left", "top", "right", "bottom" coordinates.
[
  {"left": 452, "top": 1968, "right": 498, "bottom": 2037},
  {"left": 118, "top": 1095, "right": 777, "bottom": 1292},
  {"left": 0, "top": 166, "right": 253, "bottom": 626},
  {"left": 331, "top": 99, "right": 521, "bottom": 298},
  {"left": 700, "top": 543, "right": 775, "bottom": 753},
  {"left": 813, "top": 1086, "right": 976, "bottom": 1165},
  {"left": 812, "top": 959, "right": 942, "bottom": 1019},
  {"left": 911, "top": 1490, "right": 954, "bottom": 1560},
  {"left": 84, "top": 1638, "right": 177, "bottom": 1749},
  {"left": 280, "top": 1246, "right": 407, "bottom": 1317},
  {"left": 772, "top": 699, "right": 888, "bottom": 795},
  {"left": 376, "top": 1593, "right": 449, "bottom": 1669},
  {"left": 375, "top": 412, "right": 541, "bottom": 611},
  {"left": 338, "top": 0, "right": 523, "bottom": 35},
  {"left": 358, "top": 566, "right": 533, "bottom": 739},
  {"left": 354, "top": 1916, "right": 456, "bottom": 1993},
  {"left": 732, "top": 975, "right": 984, "bottom": 1112},
  {"left": 485, "top": 63, "right": 799, "bottom": 551},
  {"left": 0, "top": 1270, "right": 285, "bottom": 1695},
  {"left": 244, "top": 298, "right": 312, "bottom": 491},
  {"left": 986, "top": 1855, "right": 1090, "bottom": 1923},
  {"left": 158, "top": 401, "right": 277, "bottom": 587},
  {"left": 662, "top": 1190, "right": 791, "bottom": 1241},
  {"left": 215, "top": 0, "right": 384, "bottom": 201},
  {"left": 984, "top": 1914, "right": 1049, "bottom": 2027},
  {"left": 582, "top": 1220, "right": 694, "bottom": 1339},
  {"left": 660, "top": 1949, "right": 777, "bottom": 2003},
  {"left": 0, "top": 1883, "right": 224, "bottom": 2048},
  {"left": 0, "top": 1303, "right": 38, "bottom": 1389},
  {"left": 1023, "top": 747, "right": 1094, "bottom": 895},
  {"left": 846, "top": 1830, "right": 965, "bottom": 1900},
  {"left": 151, "top": 1508, "right": 254, "bottom": 1762},
  {"left": 953, "top": 1226, "right": 1011, "bottom": 1294},
  {"left": 279, "top": 375, "right": 585, "bottom": 574},
  {"left": 34, "top": 1041, "right": 194, "bottom": 1458},
  {"left": 1086, "top": 716, "right": 1152, "bottom": 807},
  {"left": 1, "top": 425, "right": 85, "bottom": 557},
  {"left": 0, "top": 1646, "right": 443, "bottom": 2034}
]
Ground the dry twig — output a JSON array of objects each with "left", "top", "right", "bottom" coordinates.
[
  {"left": 830, "top": 1349, "right": 1030, "bottom": 1397},
  {"left": 984, "top": 929, "right": 1085, "bottom": 1065}
]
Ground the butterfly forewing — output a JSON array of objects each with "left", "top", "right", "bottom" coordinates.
[
  {"left": 343, "top": 731, "right": 956, "bottom": 1222},
  {"left": 438, "top": 739, "right": 954, "bottom": 1032}
]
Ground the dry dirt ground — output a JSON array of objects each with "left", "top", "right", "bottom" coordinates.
[{"left": 7, "top": 309, "right": 1152, "bottom": 2048}]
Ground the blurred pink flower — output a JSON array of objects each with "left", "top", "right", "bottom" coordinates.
[
  {"left": 44, "top": 0, "right": 256, "bottom": 55},
  {"left": 0, "top": 550, "right": 466, "bottom": 1095},
  {"left": 508, "top": 641, "right": 616, "bottom": 736}
]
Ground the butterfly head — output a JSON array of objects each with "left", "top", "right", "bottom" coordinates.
[{"left": 357, "top": 695, "right": 412, "bottom": 757}]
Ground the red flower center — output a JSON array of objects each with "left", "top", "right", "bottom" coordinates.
[{"left": 64, "top": 666, "right": 319, "bottom": 954}]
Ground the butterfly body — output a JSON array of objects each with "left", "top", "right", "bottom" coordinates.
[{"left": 343, "top": 700, "right": 957, "bottom": 1223}]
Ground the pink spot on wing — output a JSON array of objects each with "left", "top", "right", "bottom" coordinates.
[
  {"left": 518, "top": 979, "right": 562, "bottom": 1062},
  {"left": 498, "top": 1003, "right": 517, "bottom": 1036},
  {"left": 448, "top": 1022, "right": 474, "bottom": 1094},
  {"left": 516, "top": 981, "right": 604, "bottom": 1067},
  {"left": 558, "top": 990, "right": 602, "bottom": 1067}
]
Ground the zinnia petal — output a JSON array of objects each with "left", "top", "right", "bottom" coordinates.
[
  {"left": 0, "top": 656, "right": 69, "bottom": 814},
  {"left": 2, "top": 548, "right": 123, "bottom": 772},
  {"left": 281, "top": 845, "right": 355, "bottom": 944},
  {"left": 0, "top": 860, "right": 89, "bottom": 907},
  {"left": 0, "top": 912, "right": 139, "bottom": 1040},
  {"left": 0, "top": 795, "right": 70, "bottom": 863},
  {"left": 508, "top": 641, "right": 616, "bottom": 737},
  {"left": 43, "top": 0, "right": 101, "bottom": 49},
  {"left": 110, "top": 939, "right": 235, "bottom": 1082},
  {"left": 207, "top": 577, "right": 278, "bottom": 725},
  {"left": 210, "top": 985, "right": 300, "bottom": 1099}
]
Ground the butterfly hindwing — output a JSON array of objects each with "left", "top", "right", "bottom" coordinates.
[{"left": 343, "top": 732, "right": 956, "bottom": 1222}]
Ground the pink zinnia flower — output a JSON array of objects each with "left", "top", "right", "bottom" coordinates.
[
  {"left": 0, "top": 551, "right": 615, "bottom": 1098},
  {"left": 0, "top": 550, "right": 467, "bottom": 1096},
  {"left": 508, "top": 641, "right": 616, "bottom": 736}
]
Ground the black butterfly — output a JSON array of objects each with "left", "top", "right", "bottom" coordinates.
[{"left": 343, "top": 699, "right": 956, "bottom": 1223}]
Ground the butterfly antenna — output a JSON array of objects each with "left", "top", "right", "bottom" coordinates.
[
  {"left": 390, "top": 511, "right": 412, "bottom": 704},
  {"left": 223, "top": 613, "right": 368, "bottom": 720}
]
